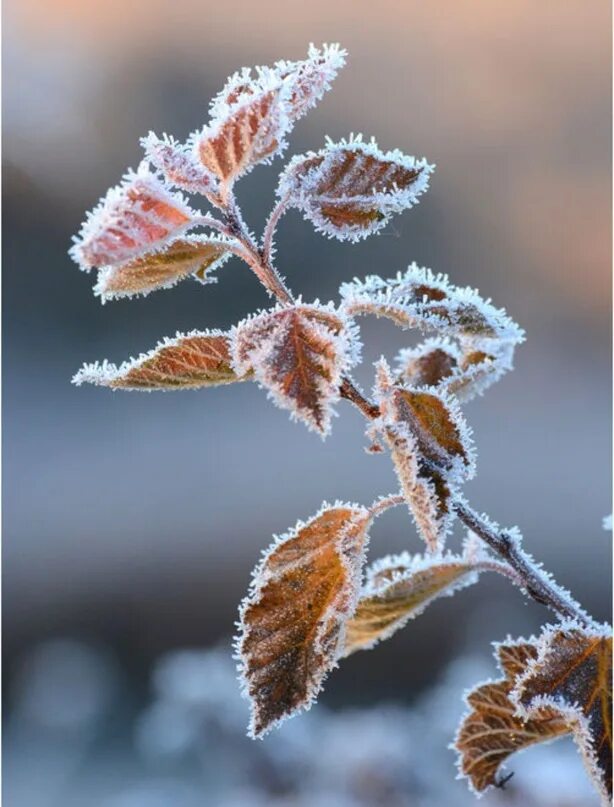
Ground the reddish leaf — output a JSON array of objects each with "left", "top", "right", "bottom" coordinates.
[
  {"left": 236, "top": 503, "right": 372, "bottom": 737},
  {"left": 73, "top": 330, "right": 248, "bottom": 390},
  {"left": 456, "top": 639, "right": 570, "bottom": 794},
  {"left": 197, "top": 84, "right": 288, "bottom": 197},
  {"left": 70, "top": 163, "right": 196, "bottom": 271},
  {"left": 231, "top": 303, "right": 358, "bottom": 435},
  {"left": 95, "top": 236, "right": 233, "bottom": 301},
  {"left": 513, "top": 623, "right": 613, "bottom": 802},
  {"left": 278, "top": 137, "right": 433, "bottom": 241}
]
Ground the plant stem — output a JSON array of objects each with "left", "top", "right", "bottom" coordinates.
[
  {"left": 453, "top": 500, "right": 593, "bottom": 625},
  {"left": 213, "top": 192, "right": 594, "bottom": 627},
  {"left": 223, "top": 194, "right": 294, "bottom": 304}
]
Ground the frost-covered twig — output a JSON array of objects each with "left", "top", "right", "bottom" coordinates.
[{"left": 453, "top": 500, "right": 593, "bottom": 625}]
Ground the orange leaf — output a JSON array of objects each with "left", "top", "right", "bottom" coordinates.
[
  {"left": 94, "top": 236, "right": 233, "bottom": 301},
  {"left": 513, "top": 623, "right": 613, "bottom": 802},
  {"left": 231, "top": 303, "right": 358, "bottom": 435},
  {"left": 278, "top": 138, "right": 433, "bottom": 241},
  {"left": 236, "top": 503, "right": 372, "bottom": 737},
  {"left": 70, "top": 163, "right": 196, "bottom": 271},
  {"left": 456, "top": 639, "right": 570, "bottom": 794},
  {"left": 197, "top": 85, "right": 288, "bottom": 197},
  {"left": 73, "top": 331, "right": 248, "bottom": 390},
  {"left": 344, "top": 549, "right": 485, "bottom": 656}
]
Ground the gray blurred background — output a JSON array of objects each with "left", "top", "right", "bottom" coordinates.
[{"left": 3, "top": 1, "right": 612, "bottom": 804}]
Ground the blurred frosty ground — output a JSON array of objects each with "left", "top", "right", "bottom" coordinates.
[
  {"left": 2, "top": 0, "right": 611, "bottom": 804},
  {"left": 3, "top": 639, "right": 601, "bottom": 806}
]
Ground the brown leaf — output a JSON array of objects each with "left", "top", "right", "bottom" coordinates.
[
  {"left": 231, "top": 304, "right": 357, "bottom": 435},
  {"left": 390, "top": 388, "right": 472, "bottom": 473},
  {"left": 375, "top": 362, "right": 474, "bottom": 551},
  {"left": 395, "top": 341, "right": 513, "bottom": 404},
  {"left": 70, "top": 164, "right": 195, "bottom": 271},
  {"left": 237, "top": 504, "right": 372, "bottom": 737},
  {"left": 514, "top": 624, "right": 613, "bottom": 802},
  {"left": 344, "top": 552, "right": 483, "bottom": 655},
  {"left": 95, "top": 236, "right": 233, "bottom": 301},
  {"left": 198, "top": 87, "right": 287, "bottom": 197},
  {"left": 278, "top": 139, "right": 433, "bottom": 242},
  {"left": 456, "top": 640, "right": 570, "bottom": 794},
  {"left": 340, "top": 266, "right": 524, "bottom": 346},
  {"left": 73, "top": 331, "right": 248, "bottom": 390},
  {"left": 396, "top": 342, "right": 459, "bottom": 388}
]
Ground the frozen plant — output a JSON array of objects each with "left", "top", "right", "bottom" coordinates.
[{"left": 70, "top": 44, "right": 612, "bottom": 803}]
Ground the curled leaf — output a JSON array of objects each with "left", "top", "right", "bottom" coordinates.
[
  {"left": 374, "top": 361, "right": 474, "bottom": 551},
  {"left": 236, "top": 503, "right": 372, "bottom": 737},
  {"left": 340, "top": 264, "right": 524, "bottom": 346},
  {"left": 395, "top": 339, "right": 515, "bottom": 404},
  {"left": 70, "top": 162, "right": 196, "bottom": 271},
  {"left": 513, "top": 622, "right": 613, "bottom": 803},
  {"left": 94, "top": 235, "right": 234, "bottom": 301},
  {"left": 278, "top": 136, "right": 434, "bottom": 242},
  {"left": 455, "top": 639, "right": 570, "bottom": 794},
  {"left": 73, "top": 330, "right": 248, "bottom": 390},
  {"left": 395, "top": 339, "right": 459, "bottom": 389},
  {"left": 141, "top": 132, "right": 218, "bottom": 196},
  {"left": 231, "top": 303, "right": 360, "bottom": 436},
  {"left": 344, "top": 548, "right": 487, "bottom": 656}
]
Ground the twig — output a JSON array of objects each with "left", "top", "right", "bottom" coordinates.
[
  {"left": 453, "top": 499, "right": 593, "bottom": 625},
  {"left": 211, "top": 188, "right": 595, "bottom": 628},
  {"left": 262, "top": 192, "right": 291, "bottom": 267}
]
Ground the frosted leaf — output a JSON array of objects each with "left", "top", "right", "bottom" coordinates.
[
  {"left": 343, "top": 545, "right": 491, "bottom": 656},
  {"left": 512, "top": 622, "right": 613, "bottom": 803},
  {"left": 455, "top": 638, "right": 570, "bottom": 795},
  {"left": 395, "top": 338, "right": 515, "bottom": 403},
  {"left": 73, "top": 330, "right": 248, "bottom": 390},
  {"left": 69, "top": 162, "right": 197, "bottom": 271},
  {"left": 394, "top": 339, "right": 460, "bottom": 389},
  {"left": 94, "top": 235, "right": 234, "bottom": 302},
  {"left": 196, "top": 80, "right": 290, "bottom": 199},
  {"left": 340, "top": 264, "right": 525, "bottom": 348},
  {"left": 277, "top": 136, "right": 434, "bottom": 242},
  {"left": 374, "top": 360, "right": 475, "bottom": 551},
  {"left": 141, "top": 132, "right": 218, "bottom": 196},
  {"left": 230, "top": 302, "right": 360, "bottom": 436},
  {"left": 236, "top": 502, "right": 372, "bottom": 737},
  {"left": 211, "top": 43, "right": 346, "bottom": 125}
]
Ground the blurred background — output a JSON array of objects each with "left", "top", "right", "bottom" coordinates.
[{"left": 3, "top": 1, "right": 612, "bottom": 805}]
